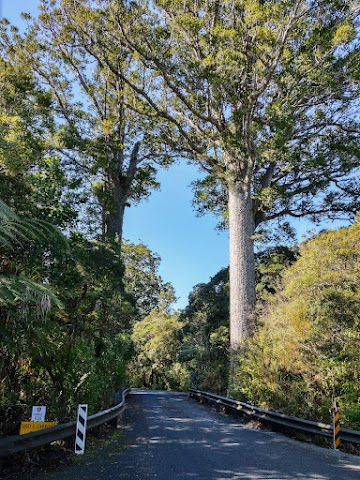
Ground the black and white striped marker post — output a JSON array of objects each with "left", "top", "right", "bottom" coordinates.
[{"left": 75, "top": 404, "right": 88, "bottom": 455}]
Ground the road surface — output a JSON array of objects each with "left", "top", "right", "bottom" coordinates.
[{"left": 35, "top": 389, "right": 360, "bottom": 480}]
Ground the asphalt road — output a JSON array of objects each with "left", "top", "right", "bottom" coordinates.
[{"left": 35, "top": 389, "right": 360, "bottom": 480}]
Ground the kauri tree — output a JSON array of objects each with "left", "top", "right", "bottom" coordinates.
[
  {"left": 96, "top": 0, "right": 360, "bottom": 354},
  {"left": 6, "top": 0, "right": 173, "bottom": 244}
]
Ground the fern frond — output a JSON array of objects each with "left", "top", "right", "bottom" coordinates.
[
  {"left": 0, "top": 275, "right": 62, "bottom": 308},
  {"left": 0, "top": 199, "right": 67, "bottom": 250},
  {"left": 0, "top": 199, "right": 65, "bottom": 309},
  {"left": 0, "top": 199, "right": 18, "bottom": 222}
]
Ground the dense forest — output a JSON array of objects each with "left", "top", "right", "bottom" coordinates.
[{"left": 1, "top": 0, "right": 360, "bottom": 437}]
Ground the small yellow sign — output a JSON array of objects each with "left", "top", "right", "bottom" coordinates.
[{"left": 19, "top": 421, "right": 56, "bottom": 435}]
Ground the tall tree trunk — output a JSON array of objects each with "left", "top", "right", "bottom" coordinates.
[
  {"left": 228, "top": 179, "right": 256, "bottom": 350},
  {"left": 104, "top": 186, "right": 127, "bottom": 245},
  {"left": 103, "top": 143, "right": 140, "bottom": 246}
]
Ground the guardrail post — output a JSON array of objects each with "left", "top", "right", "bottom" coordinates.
[{"left": 333, "top": 402, "right": 341, "bottom": 450}]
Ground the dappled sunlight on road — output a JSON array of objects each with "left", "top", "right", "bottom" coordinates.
[
  {"left": 117, "top": 390, "right": 360, "bottom": 480},
  {"left": 337, "top": 459, "right": 360, "bottom": 473},
  {"left": 35, "top": 389, "right": 360, "bottom": 480},
  {"left": 214, "top": 471, "right": 329, "bottom": 480}
]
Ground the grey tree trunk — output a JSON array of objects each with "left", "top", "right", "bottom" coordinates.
[
  {"left": 103, "top": 142, "right": 140, "bottom": 246},
  {"left": 105, "top": 192, "right": 127, "bottom": 245},
  {"left": 228, "top": 179, "right": 256, "bottom": 350}
]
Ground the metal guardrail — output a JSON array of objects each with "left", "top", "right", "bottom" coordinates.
[
  {"left": 0, "top": 388, "right": 131, "bottom": 458},
  {"left": 189, "top": 388, "right": 360, "bottom": 446}
]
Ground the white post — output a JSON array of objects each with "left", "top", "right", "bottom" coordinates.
[{"left": 75, "top": 404, "right": 88, "bottom": 454}]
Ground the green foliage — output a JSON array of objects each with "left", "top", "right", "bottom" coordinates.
[
  {"left": 179, "top": 247, "right": 297, "bottom": 393},
  {"left": 0, "top": 205, "right": 177, "bottom": 431},
  {"left": 180, "top": 268, "right": 230, "bottom": 393},
  {"left": 14, "top": 0, "right": 174, "bottom": 241},
  {"left": 0, "top": 199, "right": 66, "bottom": 250},
  {"left": 0, "top": 36, "right": 78, "bottom": 229},
  {"left": 2, "top": 0, "right": 360, "bottom": 434},
  {"left": 129, "top": 311, "right": 189, "bottom": 391},
  {"left": 0, "top": 50, "right": 174, "bottom": 421},
  {"left": 0, "top": 54, "right": 52, "bottom": 178},
  {"left": 0, "top": 199, "right": 65, "bottom": 307},
  {"left": 106, "top": 0, "right": 360, "bottom": 228},
  {"left": 233, "top": 221, "right": 360, "bottom": 426},
  {"left": 122, "top": 241, "right": 177, "bottom": 318},
  {"left": 0, "top": 233, "right": 135, "bottom": 431},
  {"left": 90, "top": 0, "right": 360, "bottom": 355},
  {"left": 255, "top": 245, "right": 298, "bottom": 300}
]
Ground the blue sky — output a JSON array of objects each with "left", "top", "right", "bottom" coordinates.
[
  {"left": 2, "top": 1, "right": 352, "bottom": 309},
  {"left": 125, "top": 162, "right": 229, "bottom": 307}
]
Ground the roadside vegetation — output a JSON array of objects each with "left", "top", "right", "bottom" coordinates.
[
  {"left": 1, "top": 0, "right": 360, "bottom": 441},
  {"left": 179, "top": 222, "right": 360, "bottom": 429}
]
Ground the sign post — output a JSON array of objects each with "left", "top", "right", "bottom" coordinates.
[
  {"left": 75, "top": 404, "right": 88, "bottom": 455},
  {"left": 333, "top": 401, "right": 341, "bottom": 450}
]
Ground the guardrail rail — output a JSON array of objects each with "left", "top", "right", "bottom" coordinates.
[
  {"left": 0, "top": 388, "right": 131, "bottom": 458},
  {"left": 189, "top": 388, "right": 360, "bottom": 446}
]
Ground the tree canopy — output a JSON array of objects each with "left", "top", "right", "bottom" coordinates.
[
  {"left": 1, "top": 1, "right": 174, "bottom": 244},
  {"left": 68, "top": 0, "right": 360, "bottom": 352}
]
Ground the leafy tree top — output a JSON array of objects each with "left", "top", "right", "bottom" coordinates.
[{"left": 97, "top": 0, "right": 360, "bottom": 228}]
